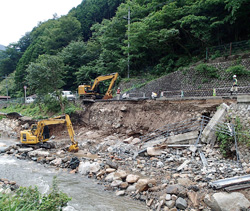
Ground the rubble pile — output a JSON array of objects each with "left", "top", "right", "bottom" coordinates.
[
  {"left": 0, "top": 178, "right": 19, "bottom": 194},
  {"left": 2, "top": 136, "right": 250, "bottom": 210}
]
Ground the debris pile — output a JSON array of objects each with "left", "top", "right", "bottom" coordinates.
[{"left": 2, "top": 136, "right": 250, "bottom": 210}]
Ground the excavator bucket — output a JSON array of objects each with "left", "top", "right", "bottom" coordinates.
[{"left": 68, "top": 143, "right": 79, "bottom": 153}]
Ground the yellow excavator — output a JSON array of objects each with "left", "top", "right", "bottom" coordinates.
[
  {"left": 78, "top": 72, "right": 118, "bottom": 99},
  {"left": 20, "top": 114, "right": 79, "bottom": 152}
]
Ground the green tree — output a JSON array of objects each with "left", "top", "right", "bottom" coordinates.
[{"left": 26, "top": 54, "right": 66, "bottom": 111}]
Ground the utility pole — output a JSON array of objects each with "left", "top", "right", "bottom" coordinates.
[
  {"left": 5, "top": 75, "right": 8, "bottom": 101},
  {"left": 123, "top": 6, "right": 131, "bottom": 78},
  {"left": 127, "top": 6, "right": 130, "bottom": 78}
]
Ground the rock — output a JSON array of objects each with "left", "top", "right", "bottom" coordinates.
[
  {"left": 147, "top": 147, "right": 162, "bottom": 156},
  {"left": 127, "top": 185, "right": 136, "bottom": 192},
  {"left": 111, "top": 180, "right": 122, "bottom": 187},
  {"left": 69, "top": 157, "right": 80, "bottom": 169},
  {"left": 69, "top": 169, "right": 76, "bottom": 174},
  {"left": 106, "top": 160, "right": 118, "bottom": 169},
  {"left": 50, "top": 158, "right": 62, "bottom": 166},
  {"left": 126, "top": 174, "right": 140, "bottom": 183},
  {"left": 146, "top": 198, "right": 154, "bottom": 207},
  {"left": 28, "top": 149, "right": 49, "bottom": 157},
  {"left": 0, "top": 143, "right": 7, "bottom": 147},
  {"left": 114, "top": 170, "right": 127, "bottom": 179},
  {"left": 245, "top": 168, "right": 250, "bottom": 174},
  {"left": 123, "top": 137, "right": 133, "bottom": 144},
  {"left": 135, "top": 178, "right": 149, "bottom": 192},
  {"left": 187, "top": 191, "right": 199, "bottom": 207},
  {"left": 165, "top": 200, "right": 175, "bottom": 209},
  {"left": 105, "top": 172, "right": 116, "bottom": 182},
  {"left": 194, "top": 175, "right": 202, "bottom": 181},
  {"left": 120, "top": 106, "right": 127, "bottom": 112},
  {"left": 205, "top": 192, "right": 250, "bottom": 211},
  {"left": 131, "top": 138, "right": 141, "bottom": 145},
  {"left": 177, "top": 178, "right": 192, "bottom": 187},
  {"left": 166, "top": 194, "right": 171, "bottom": 201},
  {"left": 166, "top": 185, "right": 181, "bottom": 195},
  {"left": 106, "top": 168, "right": 116, "bottom": 173},
  {"left": 119, "top": 182, "right": 129, "bottom": 189},
  {"left": 116, "top": 190, "right": 125, "bottom": 196},
  {"left": 4, "top": 188, "right": 11, "bottom": 194},
  {"left": 176, "top": 197, "right": 187, "bottom": 210},
  {"left": 78, "top": 162, "right": 100, "bottom": 175},
  {"left": 18, "top": 148, "right": 33, "bottom": 153}
]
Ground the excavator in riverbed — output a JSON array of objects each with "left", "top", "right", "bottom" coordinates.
[
  {"left": 78, "top": 72, "right": 118, "bottom": 100},
  {"left": 20, "top": 114, "right": 79, "bottom": 152}
]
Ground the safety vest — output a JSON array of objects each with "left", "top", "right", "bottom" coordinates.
[
  {"left": 117, "top": 88, "right": 121, "bottom": 94},
  {"left": 233, "top": 78, "right": 237, "bottom": 86}
]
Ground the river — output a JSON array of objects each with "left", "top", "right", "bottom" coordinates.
[{"left": 0, "top": 138, "right": 147, "bottom": 211}]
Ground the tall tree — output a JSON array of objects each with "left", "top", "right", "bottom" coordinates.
[{"left": 26, "top": 54, "right": 66, "bottom": 111}]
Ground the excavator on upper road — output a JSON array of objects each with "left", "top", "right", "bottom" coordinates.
[
  {"left": 20, "top": 114, "right": 79, "bottom": 152},
  {"left": 78, "top": 72, "right": 118, "bottom": 100}
]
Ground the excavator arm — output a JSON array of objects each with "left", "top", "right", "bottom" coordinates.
[
  {"left": 78, "top": 72, "right": 118, "bottom": 99},
  {"left": 20, "top": 115, "right": 78, "bottom": 152}
]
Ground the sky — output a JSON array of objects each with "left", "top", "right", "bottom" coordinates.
[{"left": 0, "top": 0, "right": 83, "bottom": 46}]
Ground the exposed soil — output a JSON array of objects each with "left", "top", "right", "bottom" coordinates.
[{"left": 73, "top": 98, "right": 235, "bottom": 138}]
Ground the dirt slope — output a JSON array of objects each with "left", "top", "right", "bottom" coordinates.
[{"left": 76, "top": 98, "right": 235, "bottom": 137}]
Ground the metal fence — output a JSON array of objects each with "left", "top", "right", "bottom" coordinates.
[
  {"left": 206, "top": 40, "right": 250, "bottom": 60},
  {"left": 160, "top": 85, "right": 250, "bottom": 98}
]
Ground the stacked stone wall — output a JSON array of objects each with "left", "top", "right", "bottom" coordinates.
[{"left": 121, "top": 55, "right": 250, "bottom": 98}]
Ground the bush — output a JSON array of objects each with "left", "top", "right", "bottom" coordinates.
[
  {"left": 216, "top": 116, "right": 250, "bottom": 157},
  {"left": 226, "top": 65, "right": 249, "bottom": 76},
  {"left": 195, "top": 64, "right": 219, "bottom": 78},
  {"left": 0, "top": 177, "right": 70, "bottom": 211}
]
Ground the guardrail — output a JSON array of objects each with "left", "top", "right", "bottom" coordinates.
[{"left": 160, "top": 86, "right": 250, "bottom": 98}]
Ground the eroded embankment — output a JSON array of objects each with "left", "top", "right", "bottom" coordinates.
[{"left": 78, "top": 98, "right": 236, "bottom": 136}]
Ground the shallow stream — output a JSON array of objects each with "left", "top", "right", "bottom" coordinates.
[{"left": 0, "top": 139, "right": 147, "bottom": 211}]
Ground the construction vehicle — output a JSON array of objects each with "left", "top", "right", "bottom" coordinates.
[
  {"left": 20, "top": 114, "right": 79, "bottom": 152},
  {"left": 78, "top": 72, "right": 118, "bottom": 99}
]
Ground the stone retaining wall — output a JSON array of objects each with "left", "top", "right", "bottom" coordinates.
[{"left": 122, "top": 56, "right": 250, "bottom": 98}]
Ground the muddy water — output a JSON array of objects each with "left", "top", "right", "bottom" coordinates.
[{"left": 0, "top": 139, "right": 147, "bottom": 211}]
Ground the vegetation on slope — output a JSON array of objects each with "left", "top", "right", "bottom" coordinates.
[{"left": 0, "top": 0, "right": 249, "bottom": 98}]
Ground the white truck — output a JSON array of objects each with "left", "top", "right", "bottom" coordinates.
[{"left": 61, "top": 91, "right": 76, "bottom": 101}]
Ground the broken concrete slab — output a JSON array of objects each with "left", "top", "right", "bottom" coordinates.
[
  {"left": 141, "top": 138, "right": 166, "bottom": 149},
  {"left": 177, "top": 160, "right": 190, "bottom": 171},
  {"left": 201, "top": 103, "right": 229, "bottom": 144},
  {"left": 167, "top": 131, "right": 198, "bottom": 144},
  {"left": 147, "top": 147, "right": 163, "bottom": 156},
  {"left": 237, "top": 95, "right": 250, "bottom": 103},
  {"left": 204, "top": 192, "right": 250, "bottom": 211}
]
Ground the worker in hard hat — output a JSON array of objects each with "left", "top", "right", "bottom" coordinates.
[
  {"left": 117, "top": 87, "right": 121, "bottom": 100},
  {"left": 230, "top": 75, "right": 238, "bottom": 95}
]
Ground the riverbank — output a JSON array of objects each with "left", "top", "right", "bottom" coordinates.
[{"left": 1, "top": 131, "right": 250, "bottom": 210}]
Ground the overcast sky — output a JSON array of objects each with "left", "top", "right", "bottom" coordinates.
[{"left": 0, "top": 0, "right": 82, "bottom": 46}]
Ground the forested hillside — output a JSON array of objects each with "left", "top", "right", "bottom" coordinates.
[{"left": 0, "top": 0, "right": 249, "bottom": 97}]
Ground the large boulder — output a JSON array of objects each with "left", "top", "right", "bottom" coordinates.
[
  {"left": 78, "top": 162, "right": 100, "bottom": 175},
  {"left": 204, "top": 192, "right": 250, "bottom": 211},
  {"left": 28, "top": 149, "right": 49, "bottom": 157}
]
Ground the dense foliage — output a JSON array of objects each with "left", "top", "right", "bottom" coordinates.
[
  {"left": 0, "top": 177, "right": 71, "bottom": 211},
  {"left": 0, "top": 0, "right": 249, "bottom": 97}
]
